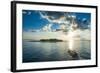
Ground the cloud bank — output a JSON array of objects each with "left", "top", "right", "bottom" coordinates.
[
  {"left": 23, "top": 29, "right": 91, "bottom": 41},
  {"left": 23, "top": 11, "right": 91, "bottom": 41}
]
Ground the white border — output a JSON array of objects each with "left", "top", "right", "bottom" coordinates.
[{"left": 16, "top": 3, "right": 96, "bottom": 70}]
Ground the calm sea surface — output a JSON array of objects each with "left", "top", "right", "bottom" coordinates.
[{"left": 23, "top": 40, "right": 91, "bottom": 63}]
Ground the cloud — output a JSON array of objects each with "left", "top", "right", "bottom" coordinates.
[
  {"left": 23, "top": 11, "right": 91, "bottom": 42},
  {"left": 80, "top": 29, "right": 91, "bottom": 40},
  {"left": 28, "top": 11, "right": 90, "bottom": 34},
  {"left": 22, "top": 11, "right": 31, "bottom": 15},
  {"left": 67, "top": 29, "right": 91, "bottom": 40},
  {"left": 39, "top": 11, "right": 53, "bottom": 22},
  {"left": 39, "top": 11, "right": 72, "bottom": 32},
  {"left": 23, "top": 28, "right": 91, "bottom": 41},
  {"left": 22, "top": 11, "right": 27, "bottom": 14},
  {"left": 42, "top": 24, "right": 53, "bottom": 31}
]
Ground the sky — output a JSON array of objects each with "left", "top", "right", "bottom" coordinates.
[
  {"left": 22, "top": 10, "right": 91, "bottom": 41},
  {"left": 22, "top": 10, "right": 91, "bottom": 32}
]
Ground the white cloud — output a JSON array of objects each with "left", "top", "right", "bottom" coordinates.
[
  {"left": 23, "top": 29, "right": 91, "bottom": 41},
  {"left": 39, "top": 11, "right": 52, "bottom": 22},
  {"left": 22, "top": 11, "right": 27, "bottom": 14},
  {"left": 24, "top": 11, "right": 90, "bottom": 41},
  {"left": 39, "top": 11, "right": 71, "bottom": 32},
  {"left": 42, "top": 24, "right": 53, "bottom": 31}
]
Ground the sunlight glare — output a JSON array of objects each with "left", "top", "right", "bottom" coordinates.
[{"left": 68, "top": 30, "right": 75, "bottom": 50}]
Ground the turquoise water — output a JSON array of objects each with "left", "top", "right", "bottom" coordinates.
[{"left": 23, "top": 40, "right": 91, "bottom": 63}]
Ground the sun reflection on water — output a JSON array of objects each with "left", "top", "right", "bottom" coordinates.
[{"left": 68, "top": 30, "right": 75, "bottom": 50}]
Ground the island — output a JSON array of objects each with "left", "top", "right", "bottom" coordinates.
[{"left": 40, "top": 39, "right": 63, "bottom": 42}]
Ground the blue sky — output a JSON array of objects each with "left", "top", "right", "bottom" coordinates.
[
  {"left": 23, "top": 10, "right": 48, "bottom": 31},
  {"left": 22, "top": 10, "right": 91, "bottom": 31}
]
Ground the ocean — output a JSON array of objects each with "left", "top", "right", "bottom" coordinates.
[{"left": 23, "top": 40, "right": 91, "bottom": 63}]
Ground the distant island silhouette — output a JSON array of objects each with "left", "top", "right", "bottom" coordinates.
[
  {"left": 40, "top": 39, "right": 63, "bottom": 42},
  {"left": 28, "top": 39, "right": 63, "bottom": 42}
]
